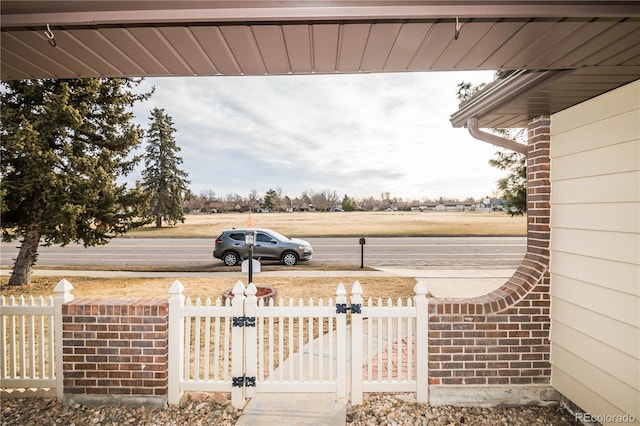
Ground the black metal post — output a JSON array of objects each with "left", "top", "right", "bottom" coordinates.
[
  {"left": 248, "top": 244, "right": 254, "bottom": 283},
  {"left": 359, "top": 237, "right": 366, "bottom": 269}
]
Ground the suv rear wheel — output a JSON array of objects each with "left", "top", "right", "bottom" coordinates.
[
  {"left": 281, "top": 251, "right": 298, "bottom": 266},
  {"left": 223, "top": 251, "right": 240, "bottom": 267}
]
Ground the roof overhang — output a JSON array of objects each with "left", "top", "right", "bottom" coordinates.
[
  {"left": 3, "top": 1, "right": 640, "bottom": 26},
  {"left": 2, "top": 1, "right": 640, "bottom": 128},
  {"left": 450, "top": 65, "right": 640, "bottom": 130}
]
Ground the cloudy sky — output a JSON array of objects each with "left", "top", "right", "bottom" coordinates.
[{"left": 131, "top": 70, "right": 503, "bottom": 201}]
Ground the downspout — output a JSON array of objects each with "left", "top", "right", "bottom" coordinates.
[{"left": 466, "top": 117, "right": 528, "bottom": 155}]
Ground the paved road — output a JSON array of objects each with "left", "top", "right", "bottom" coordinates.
[{"left": 0, "top": 237, "right": 526, "bottom": 270}]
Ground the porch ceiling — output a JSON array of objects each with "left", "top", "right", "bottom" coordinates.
[{"left": 2, "top": 1, "right": 640, "bottom": 127}]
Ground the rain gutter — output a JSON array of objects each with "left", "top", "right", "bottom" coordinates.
[
  {"left": 450, "top": 69, "right": 573, "bottom": 154},
  {"left": 466, "top": 117, "right": 528, "bottom": 154}
]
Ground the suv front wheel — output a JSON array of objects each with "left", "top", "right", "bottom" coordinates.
[
  {"left": 281, "top": 251, "right": 298, "bottom": 266},
  {"left": 223, "top": 251, "right": 241, "bottom": 267}
]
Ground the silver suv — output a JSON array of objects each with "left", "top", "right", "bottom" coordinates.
[{"left": 213, "top": 228, "right": 313, "bottom": 267}]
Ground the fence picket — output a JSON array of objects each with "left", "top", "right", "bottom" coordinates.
[
  {"left": 350, "top": 281, "right": 364, "bottom": 405},
  {"left": 414, "top": 281, "right": 429, "bottom": 403},
  {"left": 212, "top": 304, "right": 220, "bottom": 381},
  {"left": 336, "top": 283, "right": 347, "bottom": 399},
  {"left": 203, "top": 298, "right": 211, "bottom": 380},
  {"left": 327, "top": 298, "right": 338, "bottom": 384},
  {"left": 184, "top": 298, "right": 192, "bottom": 381},
  {"left": 308, "top": 304, "right": 313, "bottom": 381},
  {"left": 194, "top": 298, "right": 202, "bottom": 380},
  {"left": 9, "top": 298, "right": 16, "bottom": 379},
  {"left": 244, "top": 283, "right": 257, "bottom": 399},
  {"left": 230, "top": 281, "right": 246, "bottom": 407},
  {"left": 47, "top": 301, "right": 55, "bottom": 379},
  {"left": 168, "top": 280, "right": 185, "bottom": 405},
  {"left": 297, "top": 299, "right": 303, "bottom": 381}
]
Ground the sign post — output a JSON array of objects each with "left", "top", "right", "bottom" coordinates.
[
  {"left": 245, "top": 231, "right": 257, "bottom": 283},
  {"left": 359, "top": 237, "right": 366, "bottom": 269}
]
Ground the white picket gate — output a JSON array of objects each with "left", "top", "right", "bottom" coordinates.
[
  {"left": 0, "top": 279, "right": 73, "bottom": 398},
  {"left": 168, "top": 279, "right": 428, "bottom": 408}
]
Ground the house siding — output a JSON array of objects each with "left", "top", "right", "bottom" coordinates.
[{"left": 550, "top": 79, "right": 640, "bottom": 424}]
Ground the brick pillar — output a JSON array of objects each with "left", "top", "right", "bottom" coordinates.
[
  {"left": 62, "top": 299, "right": 169, "bottom": 407},
  {"left": 427, "top": 116, "right": 556, "bottom": 406}
]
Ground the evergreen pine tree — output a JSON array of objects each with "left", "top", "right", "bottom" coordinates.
[
  {"left": 142, "top": 108, "right": 190, "bottom": 227},
  {"left": 1, "top": 78, "right": 152, "bottom": 286}
]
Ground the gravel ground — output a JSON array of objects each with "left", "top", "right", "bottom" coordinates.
[
  {"left": 345, "top": 394, "right": 581, "bottom": 425},
  {"left": 2, "top": 393, "right": 582, "bottom": 426}
]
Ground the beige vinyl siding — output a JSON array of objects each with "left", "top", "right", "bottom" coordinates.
[
  {"left": 550, "top": 252, "right": 639, "bottom": 296},
  {"left": 552, "top": 171, "right": 639, "bottom": 204},
  {"left": 550, "top": 79, "right": 640, "bottom": 424}
]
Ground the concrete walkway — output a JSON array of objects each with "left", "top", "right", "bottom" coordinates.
[
  {"left": 376, "top": 267, "right": 515, "bottom": 298},
  {"left": 236, "top": 393, "right": 347, "bottom": 425}
]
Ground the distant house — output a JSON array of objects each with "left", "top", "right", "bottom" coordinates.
[{"left": 203, "top": 200, "right": 224, "bottom": 213}]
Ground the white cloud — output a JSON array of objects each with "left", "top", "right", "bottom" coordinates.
[{"left": 132, "top": 70, "right": 505, "bottom": 201}]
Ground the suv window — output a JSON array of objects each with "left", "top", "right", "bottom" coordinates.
[
  {"left": 256, "top": 233, "right": 273, "bottom": 243},
  {"left": 228, "top": 232, "right": 246, "bottom": 241}
]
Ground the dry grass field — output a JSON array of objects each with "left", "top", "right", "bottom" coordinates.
[{"left": 128, "top": 211, "right": 526, "bottom": 238}]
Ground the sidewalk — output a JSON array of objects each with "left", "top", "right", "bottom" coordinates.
[{"left": 376, "top": 267, "right": 515, "bottom": 298}]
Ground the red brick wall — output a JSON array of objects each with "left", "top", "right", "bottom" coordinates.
[
  {"left": 428, "top": 116, "right": 552, "bottom": 386},
  {"left": 62, "top": 299, "right": 169, "bottom": 401}
]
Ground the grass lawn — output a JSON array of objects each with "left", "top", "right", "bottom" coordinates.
[{"left": 0, "top": 276, "right": 419, "bottom": 301}]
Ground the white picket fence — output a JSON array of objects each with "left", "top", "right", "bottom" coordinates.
[
  {"left": 2, "top": 278, "right": 429, "bottom": 406},
  {"left": 168, "top": 279, "right": 429, "bottom": 408},
  {"left": 0, "top": 279, "right": 73, "bottom": 398}
]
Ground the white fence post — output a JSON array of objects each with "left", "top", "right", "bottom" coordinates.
[
  {"left": 413, "top": 281, "right": 429, "bottom": 403},
  {"left": 168, "top": 280, "right": 185, "bottom": 405},
  {"left": 244, "top": 283, "right": 257, "bottom": 398},
  {"left": 231, "top": 281, "right": 246, "bottom": 409},
  {"left": 350, "top": 281, "right": 364, "bottom": 405},
  {"left": 335, "top": 283, "right": 347, "bottom": 399},
  {"left": 53, "top": 279, "right": 73, "bottom": 400}
]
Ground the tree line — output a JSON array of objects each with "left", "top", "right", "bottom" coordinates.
[{"left": 185, "top": 188, "right": 486, "bottom": 213}]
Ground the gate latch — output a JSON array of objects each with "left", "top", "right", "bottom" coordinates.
[
  {"left": 232, "top": 375, "right": 256, "bottom": 387},
  {"left": 233, "top": 316, "right": 256, "bottom": 327},
  {"left": 336, "top": 303, "right": 361, "bottom": 314}
]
